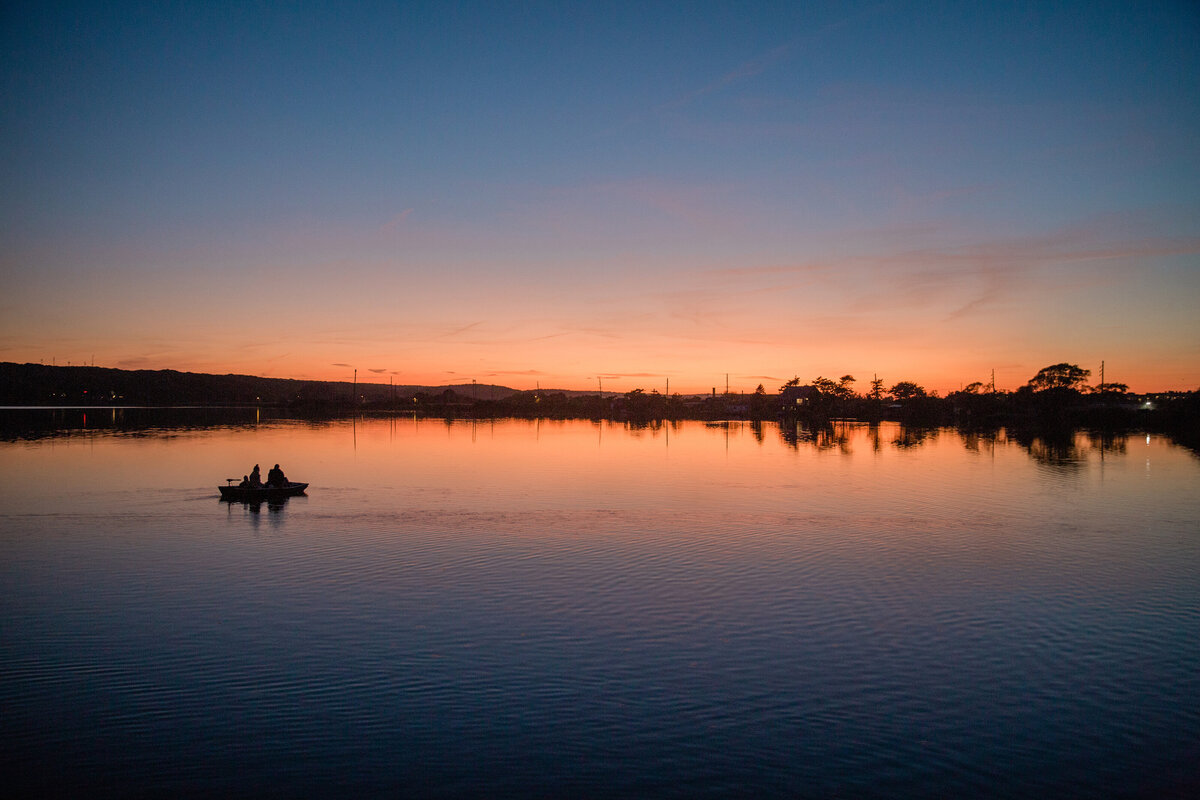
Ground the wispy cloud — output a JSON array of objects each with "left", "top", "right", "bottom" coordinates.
[
  {"left": 656, "top": 2, "right": 890, "bottom": 115},
  {"left": 868, "top": 231, "right": 1200, "bottom": 320},
  {"left": 689, "top": 226, "right": 1200, "bottom": 324},
  {"left": 658, "top": 43, "right": 794, "bottom": 113},
  {"left": 438, "top": 322, "right": 482, "bottom": 340},
  {"left": 379, "top": 209, "right": 413, "bottom": 233},
  {"left": 481, "top": 368, "right": 549, "bottom": 377},
  {"left": 594, "top": 372, "right": 666, "bottom": 380},
  {"left": 600, "top": 180, "right": 732, "bottom": 230}
]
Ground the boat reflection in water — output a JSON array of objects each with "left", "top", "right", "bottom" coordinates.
[
  {"left": 218, "top": 480, "right": 308, "bottom": 521},
  {"left": 220, "top": 491, "right": 308, "bottom": 530},
  {"left": 218, "top": 478, "right": 308, "bottom": 525},
  {"left": 222, "top": 495, "right": 291, "bottom": 514}
]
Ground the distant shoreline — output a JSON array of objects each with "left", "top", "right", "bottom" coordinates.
[{"left": 1, "top": 363, "right": 1196, "bottom": 444}]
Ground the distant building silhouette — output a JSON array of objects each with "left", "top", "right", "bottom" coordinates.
[{"left": 779, "top": 385, "right": 819, "bottom": 409}]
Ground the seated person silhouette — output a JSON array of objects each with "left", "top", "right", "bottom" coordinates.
[
  {"left": 266, "top": 464, "right": 287, "bottom": 487},
  {"left": 249, "top": 464, "right": 262, "bottom": 487}
]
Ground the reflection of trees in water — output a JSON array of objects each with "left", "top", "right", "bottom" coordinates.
[
  {"left": 778, "top": 420, "right": 816, "bottom": 449},
  {"left": 775, "top": 420, "right": 941, "bottom": 454},
  {"left": 1010, "top": 427, "right": 1083, "bottom": 469},
  {"left": 816, "top": 423, "right": 852, "bottom": 455},
  {"left": 1006, "top": 426, "right": 1128, "bottom": 464},
  {"left": 709, "top": 419, "right": 1163, "bottom": 471},
  {"left": 1086, "top": 430, "right": 1128, "bottom": 456},
  {"left": 778, "top": 420, "right": 852, "bottom": 453},
  {"left": 625, "top": 419, "right": 667, "bottom": 434},
  {"left": 893, "top": 426, "right": 937, "bottom": 449},
  {"left": 960, "top": 428, "right": 1002, "bottom": 454},
  {"left": 0, "top": 406, "right": 280, "bottom": 441},
  {"left": 1027, "top": 439, "right": 1083, "bottom": 469},
  {"left": 777, "top": 420, "right": 1138, "bottom": 467},
  {"left": 777, "top": 422, "right": 854, "bottom": 453}
]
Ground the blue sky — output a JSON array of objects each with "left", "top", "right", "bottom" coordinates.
[{"left": 3, "top": 1, "right": 1198, "bottom": 391}]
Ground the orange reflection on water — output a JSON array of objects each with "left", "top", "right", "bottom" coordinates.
[{"left": 1, "top": 417, "right": 1195, "bottom": 550}]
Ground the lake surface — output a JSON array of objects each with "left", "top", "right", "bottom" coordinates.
[{"left": 2, "top": 411, "right": 1198, "bottom": 798}]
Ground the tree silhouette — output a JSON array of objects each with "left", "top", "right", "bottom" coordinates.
[
  {"left": 889, "top": 381, "right": 926, "bottom": 401},
  {"left": 1028, "top": 363, "right": 1090, "bottom": 392},
  {"left": 812, "top": 376, "right": 839, "bottom": 395}
]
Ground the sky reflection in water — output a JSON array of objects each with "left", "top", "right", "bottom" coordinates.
[{"left": 1, "top": 415, "right": 1198, "bottom": 798}]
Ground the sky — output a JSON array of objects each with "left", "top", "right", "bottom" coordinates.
[{"left": 2, "top": 0, "right": 1198, "bottom": 394}]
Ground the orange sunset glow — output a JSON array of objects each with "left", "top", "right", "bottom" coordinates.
[{"left": 2, "top": 3, "right": 1197, "bottom": 394}]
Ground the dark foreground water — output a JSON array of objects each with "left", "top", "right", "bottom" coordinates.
[{"left": 1, "top": 412, "right": 1198, "bottom": 798}]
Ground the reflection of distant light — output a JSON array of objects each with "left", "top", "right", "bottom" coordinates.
[{"left": 1146, "top": 435, "right": 1151, "bottom": 445}]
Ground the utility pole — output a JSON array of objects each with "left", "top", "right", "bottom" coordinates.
[
  {"left": 1100, "top": 360, "right": 1105, "bottom": 391},
  {"left": 725, "top": 373, "right": 729, "bottom": 394}
]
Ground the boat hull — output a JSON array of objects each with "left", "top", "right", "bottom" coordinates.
[{"left": 218, "top": 482, "right": 308, "bottom": 500}]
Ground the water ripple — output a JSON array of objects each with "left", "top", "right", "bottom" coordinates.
[{"left": 3, "top": 423, "right": 1200, "bottom": 798}]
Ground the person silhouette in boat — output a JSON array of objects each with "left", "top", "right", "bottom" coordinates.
[
  {"left": 238, "top": 474, "right": 251, "bottom": 488},
  {"left": 249, "top": 464, "right": 262, "bottom": 487},
  {"left": 266, "top": 464, "right": 287, "bottom": 488}
]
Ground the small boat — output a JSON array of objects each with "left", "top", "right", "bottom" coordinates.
[{"left": 218, "top": 481, "right": 309, "bottom": 500}]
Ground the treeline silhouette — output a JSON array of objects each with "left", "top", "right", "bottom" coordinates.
[
  {"left": 0, "top": 362, "right": 510, "bottom": 408},
  {"left": 452, "top": 363, "right": 1198, "bottom": 450},
  {"left": 468, "top": 363, "right": 1198, "bottom": 448},
  {"left": 2, "top": 360, "right": 1196, "bottom": 444}
]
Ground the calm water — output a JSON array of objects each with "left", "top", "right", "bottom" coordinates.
[{"left": 1, "top": 411, "right": 1198, "bottom": 798}]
